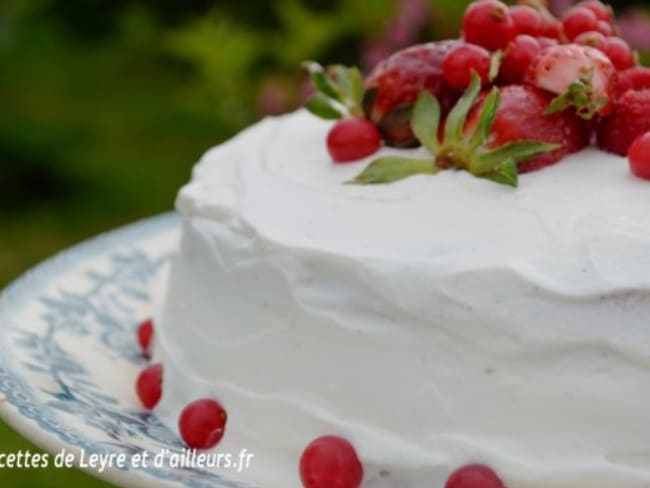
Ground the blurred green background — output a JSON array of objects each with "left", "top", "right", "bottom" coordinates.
[{"left": 1, "top": 0, "right": 649, "bottom": 486}]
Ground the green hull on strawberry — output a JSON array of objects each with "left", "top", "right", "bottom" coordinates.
[{"left": 349, "top": 74, "right": 559, "bottom": 188}]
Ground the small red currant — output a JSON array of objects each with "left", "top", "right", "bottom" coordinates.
[
  {"left": 595, "top": 20, "right": 613, "bottom": 36},
  {"left": 327, "top": 118, "right": 381, "bottom": 163},
  {"left": 462, "top": 0, "right": 515, "bottom": 51},
  {"left": 445, "top": 464, "right": 505, "bottom": 488},
  {"left": 442, "top": 44, "right": 492, "bottom": 91},
  {"left": 299, "top": 436, "right": 363, "bottom": 488},
  {"left": 574, "top": 30, "right": 608, "bottom": 51},
  {"left": 562, "top": 6, "right": 599, "bottom": 41},
  {"left": 137, "top": 318, "right": 154, "bottom": 357},
  {"left": 510, "top": 5, "right": 543, "bottom": 37},
  {"left": 136, "top": 364, "right": 162, "bottom": 410},
  {"left": 179, "top": 399, "right": 227, "bottom": 450},
  {"left": 603, "top": 37, "right": 636, "bottom": 70},
  {"left": 629, "top": 131, "right": 650, "bottom": 181},
  {"left": 539, "top": 10, "right": 563, "bottom": 39},
  {"left": 500, "top": 35, "right": 542, "bottom": 84},
  {"left": 579, "top": 0, "right": 614, "bottom": 23},
  {"left": 618, "top": 66, "right": 650, "bottom": 94}
]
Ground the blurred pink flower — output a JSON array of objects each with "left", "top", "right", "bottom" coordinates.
[
  {"left": 362, "top": 0, "right": 432, "bottom": 72},
  {"left": 548, "top": 0, "right": 572, "bottom": 18},
  {"left": 618, "top": 9, "right": 650, "bottom": 51},
  {"left": 257, "top": 79, "right": 291, "bottom": 115}
]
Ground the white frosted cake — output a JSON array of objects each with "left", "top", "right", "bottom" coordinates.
[
  {"left": 133, "top": 1, "right": 650, "bottom": 485},
  {"left": 154, "top": 109, "right": 650, "bottom": 488}
]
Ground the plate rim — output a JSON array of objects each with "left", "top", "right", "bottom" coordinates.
[{"left": 0, "top": 213, "right": 184, "bottom": 488}]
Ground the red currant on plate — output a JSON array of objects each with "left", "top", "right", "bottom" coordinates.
[
  {"left": 443, "top": 44, "right": 492, "bottom": 91},
  {"left": 136, "top": 364, "right": 162, "bottom": 410},
  {"left": 299, "top": 435, "right": 363, "bottom": 488},
  {"left": 629, "top": 131, "right": 650, "bottom": 180},
  {"left": 137, "top": 318, "right": 154, "bottom": 357},
  {"left": 327, "top": 118, "right": 381, "bottom": 163},
  {"left": 445, "top": 464, "right": 505, "bottom": 488},
  {"left": 179, "top": 399, "right": 227, "bottom": 450},
  {"left": 462, "top": 0, "right": 515, "bottom": 51}
]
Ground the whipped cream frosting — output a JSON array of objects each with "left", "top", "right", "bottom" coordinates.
[{"left": 156, "top": 109, "right": 650, "bottom": 487}]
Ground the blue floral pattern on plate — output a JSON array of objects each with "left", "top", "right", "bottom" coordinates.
[{"left": 0, "top": 214, "right": 256, "bottom": 488}]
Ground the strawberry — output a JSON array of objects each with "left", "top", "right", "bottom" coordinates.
[
  {"left": 363, "top": 40, "right": 461, "bottom": 147},
  {"left": 597, "top": 89, "right": 650, "bottom": 156},
  {"left": 351, "top": 74, "right": 560, "bottom": 187},
  {"left": 618, "top": 67, "right": 650, "bottom": 96},
  {"left": 468, "top": 84, "right": 592, "bottom": 173},
  {"left": 525, "top": 44, "right": 617, "bottom": 119}
]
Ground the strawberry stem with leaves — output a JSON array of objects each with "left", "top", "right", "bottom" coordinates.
[
  {"left": 543, "top": 68, "right": 608, "bottom": 120},
  {"left": 303, "top": 62, "right": 365, "bottom": 119},
  {"left": 348, "top": 73, "right": 560, "bottom": 188}
]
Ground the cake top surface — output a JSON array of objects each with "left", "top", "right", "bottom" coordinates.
[{"left": 177, "top": 110, "right": 650, "bottom": 294}]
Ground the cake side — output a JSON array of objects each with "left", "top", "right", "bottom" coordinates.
[{"left": 155, "top": 111, "right": 650, "bottom": 487}]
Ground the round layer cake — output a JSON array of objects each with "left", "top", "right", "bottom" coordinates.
[{"left": 155, "top": 109, "right": 650, "bottom": 487}]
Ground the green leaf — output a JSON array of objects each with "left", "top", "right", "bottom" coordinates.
[
  {"left": 444, "top": 71, "right": 481, "bottom": 145},
  {"left": 468, "top": 87, "right": 499, "bottom": 151},
  {"left": 303, "top": 61, "right": 340, "bottom": 100},
  {"left": 473, "top": 140, "right": 560, "bottom": 174},
  {"left": 313, "top": 71, "right": 340, "bottom": 101},
  {"left": 348, "top": 66, "right": 364, "bottom": 114},
  {"left": 303, "top": 62, "right": 364, "bottom": 115},
  {"left": 481, "top": 158, "right": 518, "bottom": 187},
  {"left": 489, "top": 51, "right": 503, "bottom": 82},
  {"left": 305, "top": 93, "right": 343, "bottom": 120},
  {"left": 543, "top": 69, "right": 606, "bottom": 120},
  {"left": 327, "top": 65, "right": 359, "bottom": 110},
  {"left": 348, "top": 157, "right": 437, "bottom": 185},
  {"left": 544, "top": 90, "right": 574, "bottom": 116},
  {"left": 411, "top": 92, "right": 441, "bottom": 155}
]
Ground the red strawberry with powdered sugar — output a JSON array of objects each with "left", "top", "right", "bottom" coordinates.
[
  {"left": 468, "top": 84, "right": 592, "bottom": 173},
  {"left": 597, "top": 89, "right": 650, "bottom": 156},
  {"left": 363, "top": 40, "right": 461, "bottom": 147},
  {"left": 525, "top": 44, "right": 617, "bottom": 119}
]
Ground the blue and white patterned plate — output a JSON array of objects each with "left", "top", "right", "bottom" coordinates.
[{"left": 0, "top": 214, "right": 255, "bottom": 488}]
